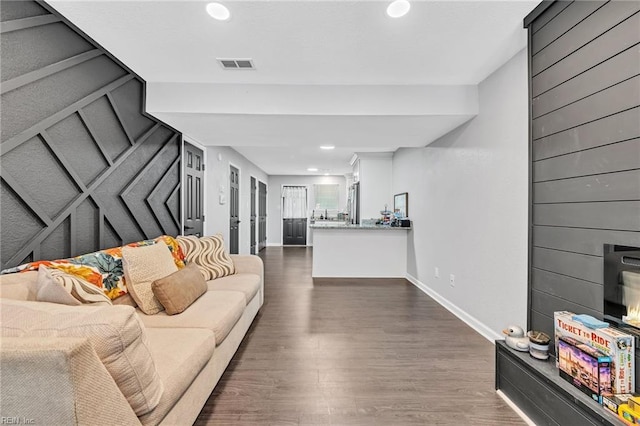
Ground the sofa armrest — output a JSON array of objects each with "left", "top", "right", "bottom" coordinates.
[
  {"left": 230, "top": 255, "right": 263, "bottom": 282},
  {"left": 230, "top": 255, "right": 264, "bottom": 305},
  {"left": 1, "top": 337, "right": 141, "bottom": 426}
]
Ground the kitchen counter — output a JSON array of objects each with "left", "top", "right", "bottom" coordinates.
[
  {"left": 310, "top": 223, "right": 411, "bottom": 230},
  {"left": 311, "top": 225, "right": 411, "bottom": 278}
]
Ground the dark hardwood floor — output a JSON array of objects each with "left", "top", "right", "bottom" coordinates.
[{"left": 195, "top": 247, "right": 525, "bottom": 425}]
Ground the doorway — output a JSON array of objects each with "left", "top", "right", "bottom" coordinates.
[
  {"left": 282, "top": 186, "right": 307, "bottom": 246},
  {"left": 258, "top": 181, "right": 267, "bottom": 251},
  {"left": 229, "top": 165, "right": 240, "bottom": 254},
  {"left": 250, "top": 176, "right": 257, "bottom": 255},
  {"left": 183, "top": 142, "right": 204, "bottom": 237}
]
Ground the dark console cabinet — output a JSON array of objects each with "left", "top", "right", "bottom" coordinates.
[{"left": 495, "top": 341, "right": 621, "bottom": 426}]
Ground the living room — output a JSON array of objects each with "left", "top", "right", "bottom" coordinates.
[{"left": 1, "top": 0, "right": 639, "bottom": 425}]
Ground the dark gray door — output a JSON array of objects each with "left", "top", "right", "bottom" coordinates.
[
  {"left": 229, "top": 165, "right": 240, "bottom": 254},
  {"left": 250, "top": 176, "right": 257, "bottom": 255},
  {"left": 258, "top": 181, "right": 267, "bottom": 251},
  {"left": 184, "top": 142, "right": 204, "bottom": 237},
  {"left": 283, "top": 219, "right": 307, "bottom": 245}
]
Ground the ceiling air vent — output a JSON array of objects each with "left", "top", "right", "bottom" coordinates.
[{"left": 217, "top": 58, "right": 255, "bottom": 70}]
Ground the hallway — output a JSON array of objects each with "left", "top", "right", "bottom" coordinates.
[{"left": 195, "top": 247, "right": 524, "bottom": 425}]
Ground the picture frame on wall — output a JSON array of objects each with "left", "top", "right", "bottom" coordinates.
[{"left": 394, "top": 192, "right": 408, "bottom": 218}]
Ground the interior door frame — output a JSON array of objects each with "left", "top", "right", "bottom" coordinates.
[
  {"left": 280, "top": 183, "right": 309, "bottom": 246},
  {"left": 250, "top": 175, "right": 257, "bottom": 255},
  {"left": 181, "top": 138, "right": 206, "bottom": 236},
  {"left": 229, "top": 162, "right": 241, "bottom": 253},
  {"left": 258, "top": 179, "right": 267, "bottom": 251}
]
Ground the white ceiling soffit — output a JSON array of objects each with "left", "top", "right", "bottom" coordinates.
[
  {"left": 47, "top": 0, "right": 537, "bottom": 175},
  {"left": 147, "top": 83, "right": 478, "bottom": 175},
  {"left": 152, "top": 112, "right": 476, "bottom": 174},
  {"left": 146, "top": 83, "right": 478, "bottom": 116}
]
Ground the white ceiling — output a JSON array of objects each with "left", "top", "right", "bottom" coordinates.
[{"left": 48, "top": 0, "right": 539, "bottom": 175}]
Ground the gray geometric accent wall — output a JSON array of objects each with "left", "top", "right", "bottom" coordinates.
[
  {"left": 0, "top": 0, "right": 182, "bottom": 270},
  {"left": 526, "top": 0, "right": 640, "bottom": 342}
]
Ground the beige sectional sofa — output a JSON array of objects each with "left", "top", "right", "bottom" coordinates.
[{"left": 0, "top": 253, "right": 264, "bottom": 426}]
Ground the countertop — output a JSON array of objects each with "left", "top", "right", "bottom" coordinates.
[{"left": 309, "top": 223, "right": 411, "bottom": 230}]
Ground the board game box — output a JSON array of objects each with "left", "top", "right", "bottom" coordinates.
[
  {"left": 555, "top": 311, "right": 635, "bottom": 394},
  {"left": 603, "top": 393, "right": 636, "bottom": 414},
  {"left": 557, "top": 336, "right": 612, "bottom": 402}
]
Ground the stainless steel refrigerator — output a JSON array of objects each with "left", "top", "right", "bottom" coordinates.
[{"left": 347, "top": 182, "right": 360, "bottom": 224}]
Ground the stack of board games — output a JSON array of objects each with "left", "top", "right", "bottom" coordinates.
[
  {"left": 557, "top": 336, "right": 611, "bottom": 402},
  {"left": 618, "top": 395, "right": 640, "bottom": 424},
  {"left": 554, "top": 311, "right": 635, "bottom": 395},
  {"left": 604, "top": 394, "right": 637, "bottom": 416}
]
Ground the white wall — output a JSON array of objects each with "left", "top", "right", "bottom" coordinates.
[
  {"left": 203, "top": 146, "right": 268, "bottom": 255},
  {"left": 356, "top": 153, "right": 393, "bottom": 221},
  {"left": 267, "top": 175, "right": 347, "bottom": 246},
  {"left": 393, "top": 48, "right": 529, "bottom": 341}
]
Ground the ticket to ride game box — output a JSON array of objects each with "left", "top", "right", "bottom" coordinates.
[{"left": 555, "top": 311, "right": 635, "bottom": 395}]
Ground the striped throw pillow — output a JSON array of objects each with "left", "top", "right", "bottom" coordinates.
[
  {"left": 176, "top": 234, "right": 235, "bottom": 280},
  {"left": 37, "top": 266, "right": 113, "bottom": 306}
]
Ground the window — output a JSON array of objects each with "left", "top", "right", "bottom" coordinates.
[{"left": 314, "top": 184, "right": 339, "bottom": 210}]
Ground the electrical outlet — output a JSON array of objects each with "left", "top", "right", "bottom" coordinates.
[
  {"left": 434, "top": 267, "right": 439, "bottom": 278},
  {"left": 449, "top": 274, "right": 455, "bottom": 287}
]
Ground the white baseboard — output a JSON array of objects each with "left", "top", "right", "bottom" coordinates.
[
  {"left": 266, "top": 242, "right": 281, "bottom": 247},
  {"left": 496, "top": 390, "right": 537, "bottom": 426},
  {"left": 405, "top": 273, "right": 503, "bottom": 343}
]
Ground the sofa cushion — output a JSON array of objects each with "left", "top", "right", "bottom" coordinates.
[
  {"left": 138, "top": 327, "right": 215, "bottom": 426},
  {"left": 113, "top": 292, "right": 138, "bottom": 308},
  {"left": 137, "top": 290, "right": 246, "bottom": 346},
  {"left": 36, "top": 266, "right": 112, "bottom": 306},
  {"left": 0, "top": 299, "right": 163, "bottom": 416},
  {"left": 152, "top": 263, "right": 207, "bottom": 315},
  {"left": 1, "top": 336, "right": 141, "bottom": 426},
  {"left": 122, "top": 241, "right": 178, "bottom": 315},
  {"left": 177, "top": 235, "right": 235, "bottom": 280},
  {"left": 0, "top": 271, "right": 37, "bottom": 301},
  {"left": 207, "top": 273, "right": 260, "bottom": 304}
]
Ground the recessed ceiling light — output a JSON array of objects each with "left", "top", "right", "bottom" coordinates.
[
  {"left": 386, "top": 0, "right": 410, "bottom": 18},
  {"left": 307, "top": 168, "right": 318, "bottom": 172},
  {"left": 320, "top": 145, "right": 335, "bottom": 150},
  {"left": 206, "top": 2, "right": 231, "bottom": 21}
]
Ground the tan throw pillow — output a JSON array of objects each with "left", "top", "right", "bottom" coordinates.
[
  {"left": 176, "top": 234, "right": 235, "bottom": 280},
  {"left": 1, "top": 299, "right": 163, "bottom": 416},
  {"left": 122, "top": 241, "right": 178, "bottom": 315},
  {"left": 151, "top": 263, "right": 207, "bottom": 315},
  {"left": 36, "top": 266, "right": 112, "bottom": 306}
]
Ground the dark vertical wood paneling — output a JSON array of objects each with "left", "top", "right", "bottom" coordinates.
[
  {"left": 532, "top": 13, "right": 640, "bottom": 97},
  {"left": 526, "top": 0, "right": 640, "bottom": 394},
  {"left": 534, "top": 169, "right": 640, "bottom": 203},
  {"left": 530, "top": 0, "right": 605, "bottom": 56},
  {"left": 532, "top": 75, "right": 640, "bottom": 139},
  {"left": 531, "top": 1, "right": 639, "bottom": 75},
  {"left": 533, "top": 138, "right": 640, "bottom": 181},
  {"left": 530, "top": 1, "right": 573, "bottom": 35},
  {"left": 532, "top": 44, "right": 640, "bottom": 118},
  {"left": 533, "top": 107, "right": 640, "bottom": 160},
  {"left": 0, "top": 0, "right": 182, "bottom": 269}
]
